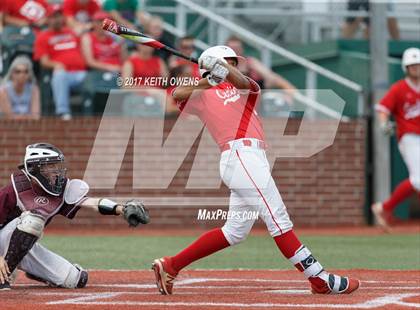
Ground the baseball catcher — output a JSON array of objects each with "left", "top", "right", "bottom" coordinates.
[{"left": 0, "top": 143, "right": 149, "bottom": 290}]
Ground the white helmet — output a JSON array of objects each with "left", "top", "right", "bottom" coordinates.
[
  {"left": 199, "top": 45, "right": 244, "bottom": 77},
  {"left": 402, "top": 47, "right": 420, "bottom": 73},
  {"left": 23, "top": 143, "right": 67, "bottom": 196}
]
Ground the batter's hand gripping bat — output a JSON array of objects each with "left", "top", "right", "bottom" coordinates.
[{"left": 102, "top": 18, "right": 198, "bottom": 64}]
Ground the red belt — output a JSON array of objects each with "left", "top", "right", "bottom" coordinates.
[{"left": 221, "top": 139, "right": 267, "bottom": 152}]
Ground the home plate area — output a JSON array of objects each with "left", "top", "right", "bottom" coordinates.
[{"left": 1, "top": 270, "right": 419, "bottom": 309}]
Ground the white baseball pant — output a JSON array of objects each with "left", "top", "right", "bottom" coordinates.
[
  {"left": 219, "top": 138, "right": 293, "bottom": 245},
  {"left": 398, "top": 133, "right": 420, "bottom": 191}
]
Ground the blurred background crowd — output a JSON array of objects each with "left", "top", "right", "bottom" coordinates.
[{"left": 0, "top": 0, "right": 412, "bottom": 120}]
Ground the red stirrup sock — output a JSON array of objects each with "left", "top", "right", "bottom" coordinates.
[
  {"left": 273, "top": 230, "right": 302, "bottom": 259},
  {"left": 383, "top": 179, "right": 415, "bottom": 212},
  {"left": 274, "top": 230, "right": 326, "bottom": 286},
  {"left": 171, "top": 228, "right": 230, "bottom": 272}
]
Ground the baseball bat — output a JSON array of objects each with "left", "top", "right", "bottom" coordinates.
[{"left": 102, "top": 18, "right": 198, "bottom": 64}]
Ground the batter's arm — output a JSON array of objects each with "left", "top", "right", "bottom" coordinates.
[
  {"left": 173, "top": 78, "right": 212, "bottom": 101},
  {"left": 224, "top": 63, "right": 251, "bottom": 90}
]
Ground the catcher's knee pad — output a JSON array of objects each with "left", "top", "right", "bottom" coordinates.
[
  {"left": 4, "top": 213, "right": 45, "bottom": 273},
  {"left": 63, "top": 264, "right": 88, "bottom": 288},
  {"left": 17, "top": 212, "right": 45, "bottom": 238}
]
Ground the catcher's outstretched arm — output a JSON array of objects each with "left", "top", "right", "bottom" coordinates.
[
  {"left": 80, "top": 197, "right": 123, "bottom": 215},
  {"left": 79, "top": 198, "right": 150, "bottom": 227}
]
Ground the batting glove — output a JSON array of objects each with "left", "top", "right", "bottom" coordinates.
[
  {"left": 380, "top": 121, "right": 395, "bottom": 136},
  {"left": 198, "top": 55, "right": 220, "bottom": 71},
  {"left": 206, "top": 63, "right": 229, "bottom": 86},
  {"left": 206, "top": 74, "right": 222, "bottom": 86}
]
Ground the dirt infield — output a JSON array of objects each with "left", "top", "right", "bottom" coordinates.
[{"left": 1, "top": 269, "right": 419, "bottom": 309}]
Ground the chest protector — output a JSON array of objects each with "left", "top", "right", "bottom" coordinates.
[{"left": 11, "top": 170, "right": 89, "bottom": 220}]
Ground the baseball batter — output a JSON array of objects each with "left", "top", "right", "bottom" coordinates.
[
  {"left": 152, "top": 46, "right": 360, "bottom": 295},
  {"left": 372, "top": 47, "right": 420, "bottom": 229},
  {"left": 0, "top": 143, "right": 149, "bottom": 290}
]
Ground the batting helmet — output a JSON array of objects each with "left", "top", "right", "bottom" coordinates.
[
  {"left": 23, "top": 143, "right": 67, "bottom": 196},
  {"left": 199, "top": 45, "right": 244, "bottom": 77},
  {"left": 402, "top": 47, "right": 420, "bottom": 73}
]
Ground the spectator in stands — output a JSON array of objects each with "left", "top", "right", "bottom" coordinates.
[
  {"left": 0, "top": 2, "right": 4, "bottom": 33},
  {"left": 103, "top": 0, "right": 150, "bottom": 31},
  {"left": 81, "top": 11, "right": 126, "bottom": 72},
  {"left": 3, "top": 0, "right": 49, "bottom": 29},
  {"left": 63, "top": 0, "right": 101, "bottom": 35},
  {"left": 226, "top": 36, "right": 297, "bottom": 101},
  {"left": 121, "top": 41, "right": 168, "bottom": 88},
  {"left": 34, "top": 5, "right": 86, "bottom": 120},
  {"left": 0, "top": 55, "right": 40, "bottom": 120},
  {"left": 168, "top": 36, "right": 200, "bottom": 78},
  {"left": 145, "top": 15, "right": 173, "bottom": 62},
  {"left": 342, "top": 0, "right": 400, "bottom": 40}
]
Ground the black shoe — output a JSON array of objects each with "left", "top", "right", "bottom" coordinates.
[{"left": 0, "top": 281, "right": 11, "bottom": 290}]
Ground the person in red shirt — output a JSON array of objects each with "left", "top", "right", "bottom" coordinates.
[
  {"left": 63, "top": 0, "right": 100, "bottom": 35},
  {"left": 33, "top": 4, "right": 86, "bottom": 120},
  {"left": 372, "top": 47, "right": 420, "bottom": 229},
  {"left": 151, "top": 45, "right": 360, "bottom": 296},
  {"left": 121, "top": 42, "right": 168, "bottom": 111},
  {"left": 81, "top": 11, "right": 126, "bottom": 72},
  {"left": 121, "top": 42, "right": 168, "bottom": 88},
  {"left": 168, "top": 36, "right": 200, "bottom": 79},
  {"left": 226, "top": 36, "right": 297, "bottom": 102},
  {"left": 0, "top": 1, "right": 5, "bottom": 32},
  {"left": 3, "top": 0, "right": 49, "bottom": 28}
]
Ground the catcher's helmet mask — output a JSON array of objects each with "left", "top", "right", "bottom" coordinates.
[{"left": 23, "top": 143, "right": 67, "bottom": 196}]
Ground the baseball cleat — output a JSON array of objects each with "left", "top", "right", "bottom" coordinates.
[
  {"left": 311, "top": 273, "right": 360, "bottom": 294},
  {"left": 0, "top": 281, "right": 11, "bottom": 291},
  {"left": 371, "top": 202, "right": 391, "bottom": 230},
  {"left": 152, "top": 257, "right": 178, "bottom": 295}
]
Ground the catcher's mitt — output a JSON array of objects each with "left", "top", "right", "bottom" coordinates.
[{"left": 123, "top": 200, "right": 150, "bottom": 227}]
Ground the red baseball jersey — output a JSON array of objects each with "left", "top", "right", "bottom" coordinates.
[
  {"left": 4, "top": 0, "right": 49, "bottom": 23},
  {"left": 63, "top": 0, "right": 100, "bottom": 22},
  {"left": 172, "top": 58, "right": 201, "bottom": 79},
  {"left": 376, "top": 78, "right": 420, "bottom": 140},
  {"left": 34, "top": 28, "right": 86, "bottom": 71},
  {"left": 174, "top": 78, "right": 264, "bottom": 148},
  {"left": 129, "top": 55, "right": 163, "bottom": 87},
  {"left": 87, "top": 32, "right": 123, "bottom": 66}
]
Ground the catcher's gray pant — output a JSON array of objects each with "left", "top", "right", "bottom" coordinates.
[{"left": 0, "top": 217, "right": 83, "bottom": 288}]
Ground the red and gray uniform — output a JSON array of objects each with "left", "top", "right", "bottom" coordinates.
[
  {"left": 0, "top": 171, "right": 88, "bottom": 288},
  {"left": 0, "top": 171, "right": 81, "bottom": 228}
]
